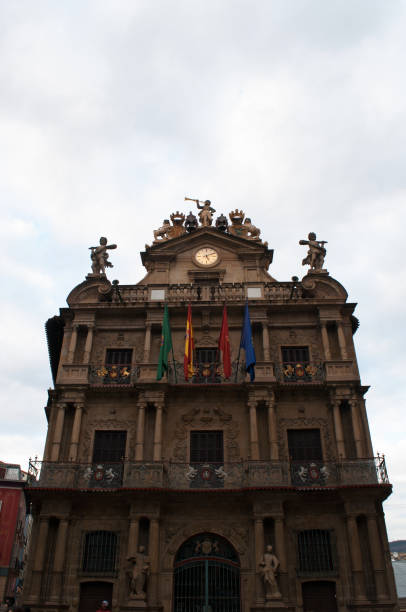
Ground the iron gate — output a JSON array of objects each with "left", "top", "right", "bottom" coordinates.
[{"left": 173, "top": 534, "right": 240, "bottom": 612}]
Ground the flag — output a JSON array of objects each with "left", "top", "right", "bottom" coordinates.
[
  {"left": 184, "top": 304, "right": 195, "bottom": 380},
  {"left": 156, "top": 304, "right": 173, "bottom": 380},
  {"left": 240, "top": 302, "right": 256, "bottom": 381},
  {"left": 218, "top": 304, "right": 231, "bottom": 379}
]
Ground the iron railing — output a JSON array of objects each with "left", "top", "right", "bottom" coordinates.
[
  {"left": 274, "top": 361, "right": 324, "bottom": 383},
  {"left": 28, "top": 456, "right": 390, "bottom": 490},
  {"left": 89, "top": 365, "right": 138, "bottom": 385},
  {"left": 167, "top": 360, "right": 246, "bottom": 384}
]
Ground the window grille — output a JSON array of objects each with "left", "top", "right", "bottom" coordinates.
[
  {"left": 82, "top": 531, "right": 117, "bottom": 573},
  {"left": 288, "top": 429, "right": 322, "bottom": 461},
  {"left": 92, "top": 431, "right": 127, "bottom": 463},
  {"left": 105, "top": 348, "right": 133, "bottom": 365},
  {"left": 281, "top": 346, "right": 310, "bottom": 363},
  {"left": 196, "top": 348, "right": 218, "bottom": 364},
  {"left": 190, "top": 431, "right": 224, "bottom": 463},
  {"left": 297, "top": 529, "right": 335, "bottom": 575}
]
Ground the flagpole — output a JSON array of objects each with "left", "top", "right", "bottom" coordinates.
[
  {"left": 235, "top": 302, "right": 245, "bottom": 382},
  {"left": 171, "top": 346, "right": 178, "bottom": 383}
]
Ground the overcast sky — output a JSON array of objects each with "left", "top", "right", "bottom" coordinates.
[{"left": 1, "top": 1, "right": 405, "bottom": 539}]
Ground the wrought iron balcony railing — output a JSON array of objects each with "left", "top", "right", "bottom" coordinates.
[
  {"left": 167, "top": 361, "right": 246, "bottom": 384},
  {"left": 28, "top": 457, "right": 389, "bottom": 490},
  {"left": 89, "top": 365, "right": 138, "bottom": 385},
  {"left": 274, "top": 361, "right": 324, "bottom": 383}
]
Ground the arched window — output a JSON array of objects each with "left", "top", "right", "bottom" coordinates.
[
  {"left": 82, "top": 531, "right": 117, "bottom": 574},
  {"left": 173, "top": 533, "right": 240, "bottom": 612}
]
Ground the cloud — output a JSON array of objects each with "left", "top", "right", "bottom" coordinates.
[{"left": 0, "top": 0, "right": 405, "bottom": 539}]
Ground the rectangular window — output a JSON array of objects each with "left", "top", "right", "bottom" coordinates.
[
  {"left": 92, "top": 431, "right": 127, "bottom": 463},
  {"left": 82, "top": 531, "right": 117, "bottom": 573},
  {"left": 281, "top": 346, "right": 310, "bottom": 363},
  {"left": 105, "top": 349, "right": 132, "bottom": 365},
  {"left": 297, "top": 529, "right": 335, "bottom": 574},
  {"left": 288, "top": 429, "right": 322, "bottom": 461},
  {"left": 196, "top": 348, "right": 218, "bottom": 364},
  {"left": 190, "top": 431, "right": 224, "bottom": 463}
]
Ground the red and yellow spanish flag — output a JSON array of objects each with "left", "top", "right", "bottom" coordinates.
[
  {"left": 218, "top": 304, "right": 231, "bottom": 379},
  {"left": 184, "top": 303, "right": 195, "bottom": 380}
]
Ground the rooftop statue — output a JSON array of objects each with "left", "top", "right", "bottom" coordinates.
[
  {"left": 185, "top": 211, "right": 198, "bottom": 233},
  {"left": 153, "top": 213, "right": 186, "bottom": 244},
  {"left": 185, "top": 197, "right": 216, "bottom": 227},
  {"left": 89, "top": 237, "right": 117, "bottom": 276},
  {"left": 150, "top": 198, "right": 266, "bottom": 245},
  {"left": 299, "top": 232, "right": 327, "bottom": 272}
]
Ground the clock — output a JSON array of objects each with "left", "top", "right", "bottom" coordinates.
[{"left": 195, "top": 247, "right": 219, "bottom": 266}]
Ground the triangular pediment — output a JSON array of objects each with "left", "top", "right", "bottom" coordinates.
[
  {"left": 139, "top": 227, "right": 274, "bottom": 285},
  {"left": 142, "top": 226, "right": 273, "bottom": 258}
]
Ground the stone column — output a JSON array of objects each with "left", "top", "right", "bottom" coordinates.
[
  {"left": 135, "top": 400, "right": 146, "bottom": 461},
  {"left": 82, "top": 325, "right": 94, "bottom": 364},
  {"left": 143, "top": 323, "right": 152, "bottom": 362},
  {"left": 67, "top": 324, "right": 78, "bottom": 364},
  {"left": 69, "top": 403, "right": 84, "bottom": 461},
  {"left": 346, "top": 515, "right": 366, "bottom": 600},
  {"left": 149, "top": 518, "right": 160, "bottom": 604},
  {"left": 367, "top": 514, "right": 388, "bottom": 599},
  {"left": 153, "top": 402, "right": 164, "bottom": 461},
  {"left": 274, "top": 517, "right": 287, "bottom": 595},
  {"left": 320, "top": 323, "right": 331, "bottom": 360},
  {"left": 267, "top": 399, "right": 279, "bottom": 460},
  {"left": 254, "top": 518, "right": 264, "bottom": 602},
  {"left": 262, "top": 322, "right": 270, "bottom": 361},
  {"left": 51, "top": 404, "right": 66, "bottom": 462},
  {"left": 127, "top": 516, "right": 140, "bottom": 559},
  {"left": 49, "top": 518, "right": 69, "bottom": 600},
  {"left": 337, "top": 321, "right": 348, "bottom": 359},
  {"left": 248, "top": 401, "right": 259, "bottom": 460},
  {"left": 332, "top": 400, "right": 346, "bottom": 459},
  {"left": 349, "top": 399, "right": 363, "bottom": 458},
  {"left": 30, "top": 517, "right": 49, "bottom": 599}
]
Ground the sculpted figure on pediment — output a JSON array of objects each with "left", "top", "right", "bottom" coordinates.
[{"left": 299, "top": 232, "right": 327, "bottom": 271}]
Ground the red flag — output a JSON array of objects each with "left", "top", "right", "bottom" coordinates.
[
  {"left": 184, "top": 304, "right": 195, "bottom": 380},
  {"left": 218, "top": 305, "right": 231, "bottom": 379}
]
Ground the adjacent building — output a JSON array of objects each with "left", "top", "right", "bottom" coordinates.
[
  {"left": 0, "top": 462, "right": 30, "bottom": 603},
  {"left": 24, "top": 205, "right": 398, "bottom": 612}
]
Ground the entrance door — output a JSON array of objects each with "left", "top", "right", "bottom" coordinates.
[
  {"left": 173, "top": 533, "right": 240, "bottom": 612},
  {"left": 79, "top": 581, "right": 113, "bottom": 612},
  {"left": 302, "top": 581, "right": 337, "bottom": 612}
]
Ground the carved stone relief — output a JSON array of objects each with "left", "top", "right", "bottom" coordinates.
[
  {"left": 173, "top": 405, "right": 240, "bottom": 462},
  {"left": 163, "top": 521, "right": 248, "bottom": 564}
]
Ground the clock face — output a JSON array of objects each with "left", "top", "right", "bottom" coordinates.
[{"left": 195, "top": 247, "right": 219, "bottom": 266}]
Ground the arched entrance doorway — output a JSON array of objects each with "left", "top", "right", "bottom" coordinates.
[
  {"left": 302, "top": 581, "right": 337, "bottom": 612},
  {"left": 173, "top": 533, "right": 240, "bottom": 612}
]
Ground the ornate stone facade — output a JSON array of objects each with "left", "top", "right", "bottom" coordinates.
[{"left": 23, "top": 216, "right": 398, "bottom": 612}]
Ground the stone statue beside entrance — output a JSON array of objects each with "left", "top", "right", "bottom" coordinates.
[
  {"left": 259, "top": 545, "right": 281, "bottom": 600},
  {"left": 127, "top": 546, "right": 150, "bottom": 601}
]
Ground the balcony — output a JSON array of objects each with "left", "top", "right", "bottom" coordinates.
[
  {"left": 28, "top": 456, "right": 389, "bottom": 491},
  {"left": 89, "top": 365, "right": 137, "bottom": 385},
  {"left": 274, "top": 361, "right": 324, "bottom": 383},
  {"left": 166, "top": 361, "right": 246, "bottom": 384}
]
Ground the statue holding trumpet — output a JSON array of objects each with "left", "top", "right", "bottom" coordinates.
[{"left": 185, "top": 197, "right": 216, "bottom": 227}]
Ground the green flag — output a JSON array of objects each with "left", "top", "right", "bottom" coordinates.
[{"left": 157, "top": 304, "right": 173, "bottom": 380}]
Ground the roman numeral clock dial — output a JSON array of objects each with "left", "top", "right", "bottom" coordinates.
[{"left": 195, "top": 247, "right": 219, "bottom": 266}]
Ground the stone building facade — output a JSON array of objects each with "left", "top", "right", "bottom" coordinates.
[{"left": 24, "top": 208, "right": 398, "bottom": 612}]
